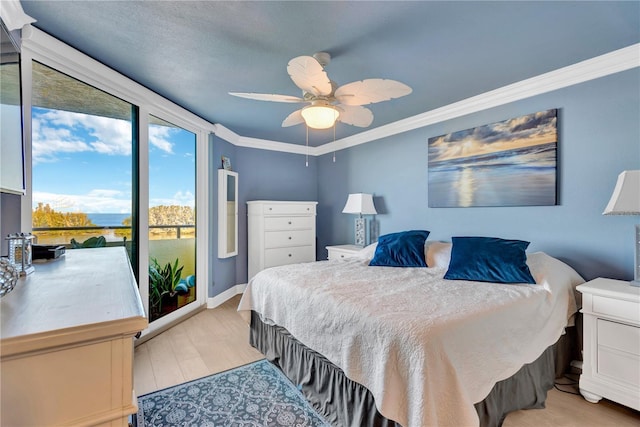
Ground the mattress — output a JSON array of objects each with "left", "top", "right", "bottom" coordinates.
[{"left": 238, "top": 251, "right": 583, "bottom": 426}]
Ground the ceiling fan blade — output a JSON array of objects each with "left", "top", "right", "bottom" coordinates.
[
  {"left": 336, "top": 104, "right": 374, "bottom": 127},
  {"left": 282, "top": 109, "right": 305, "bottom": 127},
  {"left": 287, "top": 56, "right": 332, "bottom": 97},
  {"left": 334, "top": 79, "right": 412, "bottom": 106},
  {"left": 229, "top": 92, "right": 305, "bottom": 103}
]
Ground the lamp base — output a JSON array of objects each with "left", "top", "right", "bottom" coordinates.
[{"left": 354, "top": 217, "right": 365, "bottom": 247}]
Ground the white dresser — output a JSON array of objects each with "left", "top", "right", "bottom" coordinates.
[
  {"left": 247, "top": 200, "right": 317, "bottom": 280},
  {"left": 576, "top": 277, "right": 640, "bottom": 411},
  {"left": 1, "top": 247, "right": 147, "bottom": 426}
]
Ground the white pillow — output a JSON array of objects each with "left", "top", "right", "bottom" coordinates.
[
  {"left": 355, "top": 242, "right": 378, "bottom": 260},
  {"left": 425, "top": 241, "right": 452, "bottom": 268}
]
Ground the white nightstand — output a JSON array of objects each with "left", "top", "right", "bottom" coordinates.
[
  {"left": 326, "top": 244, "right": 362, "bottom": 261},
  {"left": 576, "top": 277, "right": 640, "bottom": 411}
]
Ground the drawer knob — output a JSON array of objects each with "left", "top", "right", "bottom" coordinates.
[
  {"left": 288, "top": 236, "right": 292, "bottom": 240},
  {"left": 288, "top": 221, "right": 292, "bottom": 225},
  {"left": 288, "top": 254, "right": 292, "bottom": 257},
  {"left": 340, "top": 255, "right": 345, "bottom": 258}
]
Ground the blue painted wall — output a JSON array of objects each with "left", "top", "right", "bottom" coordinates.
[
  {"left": 210, "top": 134, "right": 318, "bottom": 297},
  {"left": 317, "top": 69, "right": 640, "bottom": 282}
]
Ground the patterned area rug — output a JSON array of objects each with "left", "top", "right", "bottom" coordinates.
[{"left": 137, "top": 359, "right": 330, "bottom": 426}]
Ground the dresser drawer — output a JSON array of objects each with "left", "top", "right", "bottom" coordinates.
[
  {"left": 263, "top": 203, "right": 316, "bottom": 215},
  {"left": 593, "top": 295, "right": 640, "bottom": 323},
  {"left": 598, "top": 319, "right": 640, "bottom": 356},
  {"left": 264, "top": 246, "right": 315, "bottom": 268},
  {"left": 264, "top": 216, "right": 314, "bottom": 231},
  {"left": 265, "top": 230, "right": 314, "bottom": 248}
]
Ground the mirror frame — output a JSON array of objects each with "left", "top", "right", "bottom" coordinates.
[{"left": 217, "top": 169, "right": 238, "bottom": 258}]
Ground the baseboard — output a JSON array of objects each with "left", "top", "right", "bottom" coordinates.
[{"left": 207, "top": 284, "right": 247, "bottom": 309}]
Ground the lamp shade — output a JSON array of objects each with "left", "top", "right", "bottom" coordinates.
[
  {"left": 342, "top": 193, "right": 377, "bottom": 215},
  {"left": 301, "top": 102, "right": 339, "bottom": 129},
  {"left": 603, "top": 170, "right": 640, "bottom": 215}
]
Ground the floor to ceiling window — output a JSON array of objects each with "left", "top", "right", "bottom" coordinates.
[
  {"left": 27, "top": 53, "right": 207, "bottom": 333},
  {"left": 30, "top": 61, "right": 137, "bottom": 264}
]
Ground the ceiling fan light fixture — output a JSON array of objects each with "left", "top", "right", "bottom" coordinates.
[{"left": 301, "top": 103, "right": 339, "bottom": 129}]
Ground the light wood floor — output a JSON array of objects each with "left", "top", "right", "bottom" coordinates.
[{"left": 134, "top": 295, "right": 640, "bottom": 426}]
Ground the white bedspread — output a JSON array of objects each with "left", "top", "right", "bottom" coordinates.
[{"left": 238, "top": 252, "right": 584, "bottom": 427}]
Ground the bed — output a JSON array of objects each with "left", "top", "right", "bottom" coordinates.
[{"left": 238, "top": 234, "right": 584, "bottom": 427}]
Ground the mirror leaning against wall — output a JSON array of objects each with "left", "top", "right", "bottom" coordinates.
[{"left": 218, "top": 169, "right": 238, "bottom": 258}]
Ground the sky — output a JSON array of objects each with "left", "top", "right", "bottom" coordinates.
[
  {"left": 31, "top": 107, "right": 196, "bottom": 214},
  {"left": 427, "top": 109, "right": 557, "bottom": 164}
]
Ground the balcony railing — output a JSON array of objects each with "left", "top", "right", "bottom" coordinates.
[{"left": 32, "top": 224, "right": 196, "bottom": 246}]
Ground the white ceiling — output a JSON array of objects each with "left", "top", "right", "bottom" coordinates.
[{"left": 19, "top": 1, "right": 640, "bottom": 147}]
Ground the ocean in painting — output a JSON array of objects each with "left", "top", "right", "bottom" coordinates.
[
  {"left": 428, "top": 142, "right": 557, "bottom": 207},
  {"left": 86, "top": 213, "right": 131, "bottom": 226}
]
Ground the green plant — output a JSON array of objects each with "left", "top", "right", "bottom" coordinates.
[{"left": 148, "top": 257, "right": 184, "bottom": 319}]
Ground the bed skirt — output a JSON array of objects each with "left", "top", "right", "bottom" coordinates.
[{"left": 250, "top": 311, "right": 576, "bottom": 427}]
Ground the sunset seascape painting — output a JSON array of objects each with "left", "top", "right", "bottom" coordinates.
[{"left": 428, "top": 109, "right": 557, "bottom": 207}]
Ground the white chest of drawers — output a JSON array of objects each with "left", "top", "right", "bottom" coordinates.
[
  {"left": 576, "top": 278, "right": 640, "bottom": 411},
  {"left": 247, "top": 200, "right": 318, "bottom": 280}
]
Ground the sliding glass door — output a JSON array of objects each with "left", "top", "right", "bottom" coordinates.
[{"left": 146, "top": 115, "right": 198, "bottom": 323}]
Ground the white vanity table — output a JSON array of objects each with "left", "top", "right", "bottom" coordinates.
[{"left": 0, "top": 247, "right": 147, "bottom": 426}]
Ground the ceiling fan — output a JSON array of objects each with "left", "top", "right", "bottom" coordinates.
[{"left": 229, "top": 52, "right": 412, "bottom": 130}]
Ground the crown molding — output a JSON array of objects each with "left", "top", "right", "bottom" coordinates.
[
  {"left": 215, "top": 43, "right": 639, "bottom": 156},
  {"left": 21, "top": 25, "right": 216, "bottom": 133},
  {"left": 315, "top": 43, "right": 639, "bottom": 156}
]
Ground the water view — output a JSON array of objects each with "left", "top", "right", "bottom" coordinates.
[{"left": 429, "top": 143, "right": 556, "bottom": 207}]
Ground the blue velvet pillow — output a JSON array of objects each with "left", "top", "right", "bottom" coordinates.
[
  {"left": 369, "top": 230, "right": 430, "bottom": 267},
  {"left": 443, "top": 237, "right": 536, "bottom": 284}
]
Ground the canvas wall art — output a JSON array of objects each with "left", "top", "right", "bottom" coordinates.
[{"left": 428, "top": 109, "right": 557, "bottom": 207}]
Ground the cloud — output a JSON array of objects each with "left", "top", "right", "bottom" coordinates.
[
  {"left": 33, "top": 190, "right": 132, "bottom": 214},
  {"left": 428, "top": 110, "right": 557, "bottom": 162},
  {"left": 32, "top": 108, "right": 176, "bottom": 164},
  {"left": 149, "top": 124, "right": 175, "bottom": 154},
  {"left": 150, "top": 190, "right": 195, "bottom": 208}
]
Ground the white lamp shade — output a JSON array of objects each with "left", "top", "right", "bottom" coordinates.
[
  {"left": 342, "top": 193, "right": 377, "bottom": 215},
  {"left": 301, "top": 103, "right": 339, "bottom": 129},
  {"left": 603, "top": 170, "right": 640, "bottom": 215}
]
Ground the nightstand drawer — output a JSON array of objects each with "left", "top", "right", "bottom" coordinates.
[
  {"left": 598, "top": 319, "right": 640, "bottom": 356},
  {"left": 265, "top": 230, "right": 314, "bottom": 248},
  {"left": 265, "top": 216, "right": 314, "bottom": 231},
  {"left": 598, "top": 346, "right": 640, "bottom": 387},
  {"left": 593, "top": 295, "right": 640, "bottom": 323}
]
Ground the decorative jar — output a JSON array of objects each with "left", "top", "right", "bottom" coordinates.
[{"left": 0, "top": 257, "right": 19, "bottom": 297}]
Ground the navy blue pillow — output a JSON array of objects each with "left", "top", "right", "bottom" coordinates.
[
  {"left": 369, "top": 230, "right": 430, "bottom": 267},
  {"left": 443, "top": 237, "right": 536, "bottom": 284}
]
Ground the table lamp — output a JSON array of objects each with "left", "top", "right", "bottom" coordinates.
[
  {"left": 342, "top": 193, "right": 377, "bottom": 247},
  {"left": 603, "top": 170, "right": 640, "bottom": 286}
]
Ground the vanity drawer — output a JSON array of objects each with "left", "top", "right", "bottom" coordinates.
[
  {"left": 263, "top": 203, "right": 316, "bottom": 215},
  {"left": 264, "top": 216, "right": 314, "bottom": 231},
  {"left": 265, "top": 230, "right": 314, "bottom": 248},
  {"left": 264, "top": 246, "right": 315, "bottom": 268}
]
